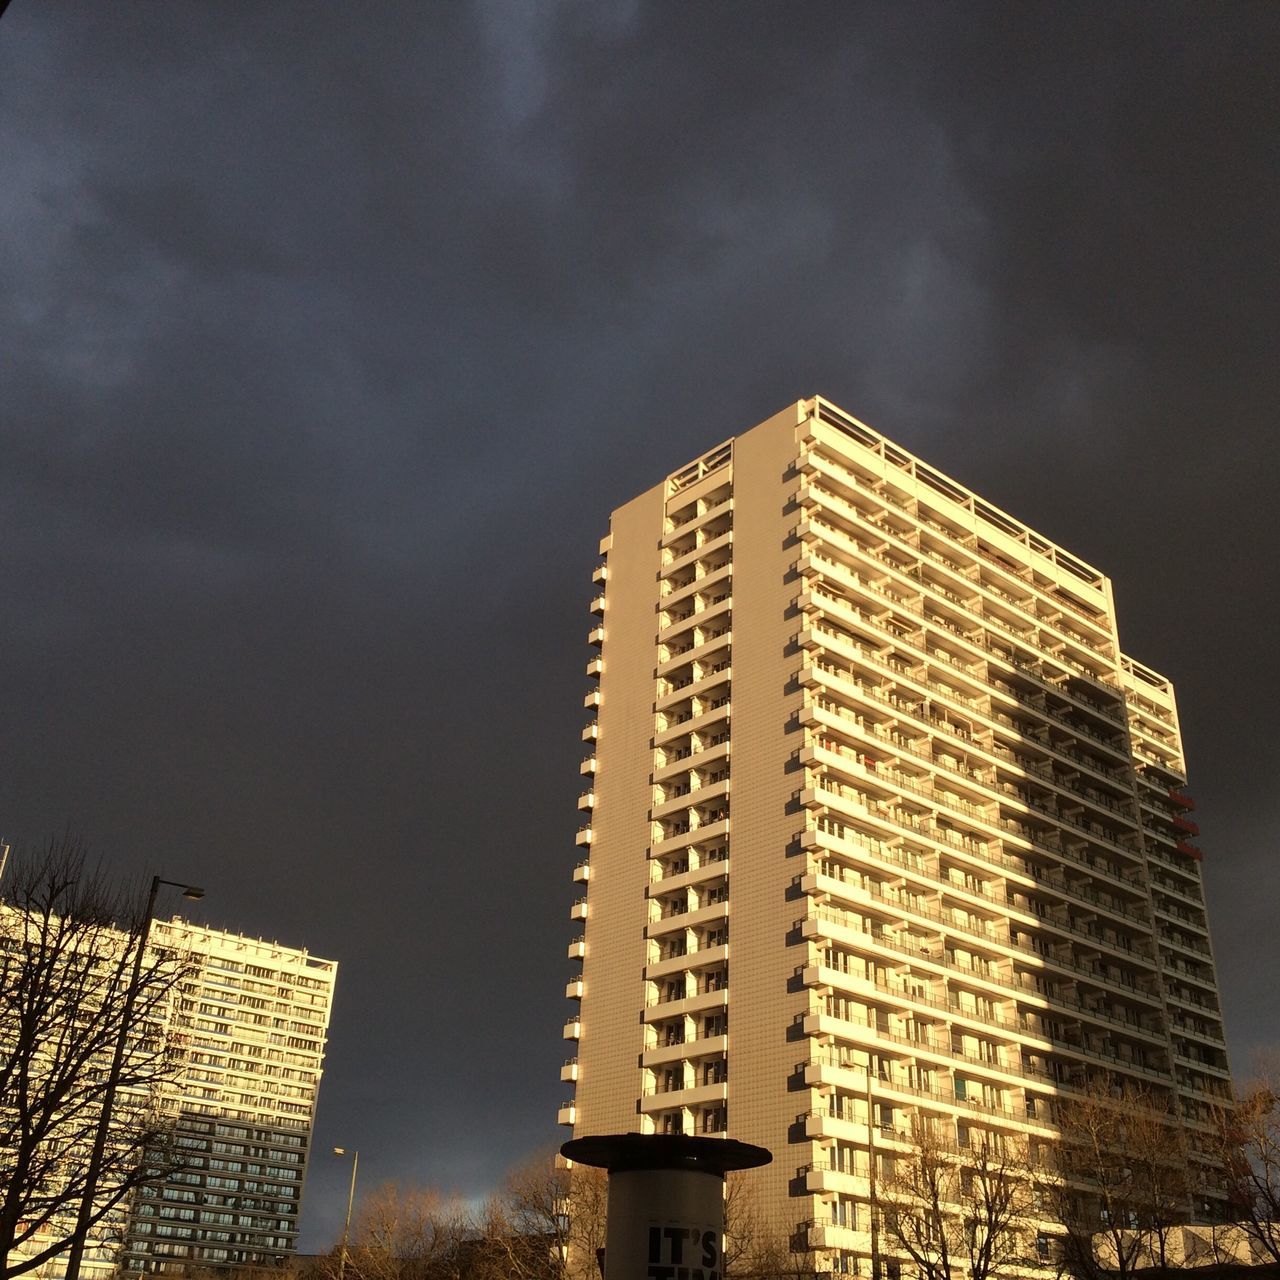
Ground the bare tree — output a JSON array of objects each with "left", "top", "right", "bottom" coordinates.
[
  {"left": 329, "top": 1154, "right": 606, "bottom": 1280},
  {"left": 1048, "top": 1077, "right": 1193, "bottom": 1280},
  {"left": 730, "top": 1231, "right": 821, "bottom": 1280},
  {"left": 721, "top": 1172, "right": 764, "bottom": 1278},
  {"left": 877, "top": 1116, "right": 1035, "bottom": 1280},
  {"left": 496, "top": 1149, "right": 606, "bottom": 1280},
  {"left": 0, "top": 838, "right": 189, "bottom": 1280},
  {"left": 1211, "top": 1063, "right": 1280, "bottom": 1267},
  {"left": 343, "top": 1182, "right": 473, "bottom": 1280}
]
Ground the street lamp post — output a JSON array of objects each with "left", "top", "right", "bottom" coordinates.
[
  {"left": 333, "top": 1147, "right": 359, "bottom": 1280},
  {"left": 62, "top": 874, "right": 205, "bottom": 1280}
]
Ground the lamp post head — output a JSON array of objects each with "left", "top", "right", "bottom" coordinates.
[{"left": 181, "top": 886, "right": 205, "bottom": 901}]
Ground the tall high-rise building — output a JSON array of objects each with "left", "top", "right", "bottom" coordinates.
[
  {"left": 120, "top": 921, "right": 336, "bottom": 1276},
  {"left": 4, "top": 910, "right": 335, "bottom": 1280},
  {"left": 561, "top": 397, "right": 1228, "bottom": 1271}
]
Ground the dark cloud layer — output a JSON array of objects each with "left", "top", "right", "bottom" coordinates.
[{"left": 2, "top": 0, "right": 1277, "bottom": 1247}]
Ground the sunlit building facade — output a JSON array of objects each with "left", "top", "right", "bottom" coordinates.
[
  {"left": 7, "top": 917, "right": 334, "bottom": 1280},
  {"left": 120, "top": 923, "right": 336, "bottom": 1275},
  {"left": 561, "top": 397, "right": 1229, "bottom": 1272}
]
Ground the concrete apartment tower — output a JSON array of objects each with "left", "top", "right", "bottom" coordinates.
[
  {"left": 120, "top": 922, "right": 336, "bottom": 1276},
  {"left": 561, "top": 397, "right": 1228, "bottom": 1272},
  {"left": 6, "top": 916, "right": 334, "bottom": 1280}
]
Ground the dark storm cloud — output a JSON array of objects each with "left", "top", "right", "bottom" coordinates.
[{"left": 1, "top": 0, "right": 1277, "bottom": 1247}]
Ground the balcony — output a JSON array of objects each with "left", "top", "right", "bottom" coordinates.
[
  {"left": 577, "top": 791, "right": 595, "bottom": 811},
  {"left": 1175, "top": 840, "right": 1204, "bottom": 862},
  {"left": 570, "top": 899, "right": 588, "bottom": 921},
  {"left": 589, "top": 594, "right": 605, "bottom": 615},
  {"left": 582, "top": 722, "right": 598, "bottom": 742},
  {"left": 645, "top": 898, "right": 729, "bottom": 939},
  {"left": 648, "top": 817, "right": 731, "bottom": 859},
  {"left": 580, "top": 756, "right": 597, "bottom": 775},
  {"left": 1173, "top": 815, "right": 1200, "bottom": 836},
  {"left": 572, "top": 861, "right": 590, "bottom": 883},
  {"left": 587, "top": 625, "right": 605, "bottom": 647},
  {"left": 586, "top": 657, "right": 603, "bottom": 678},
  {"left": 641, "top": 1033, "right": 728, "bottom": 1068},
  {"left": 575, "top": 827, "right": 593, "bottom": 847},
  {"left": 583, "top": 690, "right": 601, "bottom": 709},
  {"left": 801, "top": 1163, "right": 871, "bottom": 1199},
  {"left": 1169, "top": 788, "right": 1195, "bottom": 810},
  {"left": 557, "top": 1101, "right": 576, "bottom": 1126},
  {"left": 567, "top": 937, "right": 586, "bottom": 959},
  {"left": 804, "top": 1222, "right": 872, "bottom": 1253},
  {"left": 638, "top": 1081, "right": 727, "bottom": 1113},
  {"left": 565, "top": 977, "right": 584, "bottom": 1000},
  {"left": 641, "top": 987, "right": 728, "bottom": 1022},
  {"left": 802, "top": 1109, "right": 866, "bottom": 1142},
  {"left": 563, "top": 1018, "right": 581, "bottom": 1040},
  {"left": 561, "top": 1058, "right": 579, "bottom": 1082}
]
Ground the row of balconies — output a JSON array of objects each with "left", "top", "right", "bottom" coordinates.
[
  {"left": 808, "top": 847, "right": 1152, "bottom": 960},
  {"left": 658, "top": 572, "right": 732, "bottom": 628},
  {"left": 799, "top": 518, "right": 1116, "bottom": 689},
  {"left": 640, "top": 1030, "right": 727, "bottom": 1069},
  {"left": 649, "top": 817, "right": 730, "bottom": 861},
  {"left": 1161, "top": 953, "right": 1220, "bottom": 997},
  {"left": 1127, "top": 694, "right": 1181, "bottom": 743},
  {"left": 806, "top": 657, "right": 1136, "bottom": 821},
  {"left": 654, "top": 731, "right": 729, "bottom": 774},
  {"left": 806, "top": 860, "right": 1155, "bottom": 983},
  {"left": 1169, "top": 1012, "right": 1226, "bottom": 1048},
  {"left": 661, "top": 525, "right": 732, "bottom": 578},
  {"left": 657, "top": 624, "right": 731, "bottom": 675},
  {"left": 1152, "top": 896, "right": 1209, "bottom": 937},
  {"left": 799, "top": 586, "right": 1127, "bottom": 757},
  {"left": 657, "top": 658, "right": 731, "bottom": 704},
  {"left": 1165, "top": 983, "right": 1221, "bottom": 1017},
  {"left": 658, "top": 591, "right": 731, "bottom": 647},
  {"left": 801, "top": 905, "right": 1163, "bottom": 1021},
  {"left": 652, "top": 772, "right": 729, "bottom": 814},
  {"left": 797, "top": 501, "right": 1118, "bottom": 688},
  {"left": 661, "top": 489, "right": 731, "bottom": 546},
  {"left": 801, "top": 616, "right": 1129, "bottom": 781},
  {"left": 646, "top": 939, "right": 728, "bottom": 980},
  {"left": 659, "top": 556, "right": 732, "bottom": 600},
  {"left": 652, "top": 923, "right": 728, "bottom": 965},
  {"left": 984, "top": 668, "right": 1126, "bottom": 752},
  {"left": 799, "top": 440, "right": 1110, "bottom": 627},
  {"left": 805, "top": 965, "right": 1173, "bottom": 1087},
  {"left": 655, "top": 691, "right": 731, "bottom": 736},
  {"left": 649, "top": 883, "right": 729, "bottom": 923},
  {"left": 649, "top": 848, "right": 728, "bottom": 889},
  {"left": 653, "top": 797, "right": 729, "bottom": 838},
  {"left": 1130, "top": 734, "right": 1187, "bottom": 779},
  {"left": 807, "top": 775, "right": 1141, "bottom": 925},
  {"left": 645, "top": 1013, "right": 729, "bottom": 1054},
  {"left": 808, "top": 819, "right": 1152, "bottom": 942},
  {"left": 1145, "top": 843, "right": 1204, "bottom": 892},
  {"left": 644, "top": 986, "right": 729, "bottom": 1026},
  {"left": 814, "top": 944, "right": 1168, "bottom": 1058},
  {"left": 804, "top": 704, "right": 1142, "bottom": 869},
  {"left": 646, "top": 898, "right": 729, "bottom": 940}
]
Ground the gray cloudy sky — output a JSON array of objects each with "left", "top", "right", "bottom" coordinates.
[{"left": 2, "top": 0, "right": 1277, "bottom": 1250}]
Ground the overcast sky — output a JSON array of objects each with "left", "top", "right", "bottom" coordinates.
[{"left": 2, "top": 0, "right": 1277, "bottom": 1251}]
